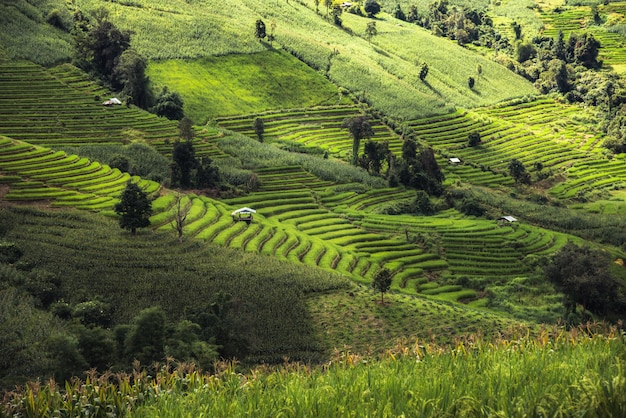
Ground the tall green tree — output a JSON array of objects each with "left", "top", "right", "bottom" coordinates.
[
  {"left": 394, "top": 4, "right": 406, "bottom": 21},
  {"left": 124, "top": 306, "right": 166, "bottom": 365},
  {"left": 153, "top": 87, "right": 184, "bottom": 120},
  {"left": 112, "top": 48, "right": 149, "bottom": 108},
  {"left": 255, "top": 19, "right": 267, "bottom": 40},
  {"left": 342, "top": 116, "right": 374, "bottom": 166},
  {"left": 508, "top": 158, "right": 530, "bottom": 184},
  {"left": 364, "top": 0, "right": 382, "bottom": 18},
  {"left": 87, "top": 16, "right": 131, "bottom": 79},
  {"left": 363, "top": 140, "right": 389, "bottom": 175},
  {"left": 114, "top": 182, "right": 153, "bottom": 235},
  {"left": 179, "top": 117, "right": 195, "bottom": 142},
  {"left": 544, "top": 242, "right": 622, "bottom": 316},
  {"left": 171, "top": 140, "right": 196, "bottom": 188},
  {"left": 365, "top": 21, "right": 377, "bottom": 42},
  {"left": 372, "top": 267, "right": 392, "bottom": 303},
  {"left": 254, "top": 117, "right": 265, "bottom": 142}
]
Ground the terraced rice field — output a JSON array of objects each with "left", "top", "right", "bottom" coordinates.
[
  {"left": 0, "top": 62, "right": 179, "bottom": 147},
  {"left": 406, "top": 98, "right": 615, "bottom": 195},
  {"left": 0, "top": 63, "right": 595, "bottom": 306},
  {"left": 0, "top": 136, "right": 159, "bottom": 209},
  {"left": 216, "top": 106, "right": 404, "bottom": 159}
]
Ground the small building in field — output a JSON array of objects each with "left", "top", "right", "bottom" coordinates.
[
  {"left": 448, "top": 157, "right": 462, "bottom": 165},
  {"left": 231, "top": 207, "right": 256, "bottom": 224},
  {"left": 102, "top": 98, "right": 122, "bottom": 106},
  {"left": 498, "top": 215, "right": 517, "bottom": 225}
]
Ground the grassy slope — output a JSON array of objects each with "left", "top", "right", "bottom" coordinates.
[
  {"left": 147, "top": 50, "right": 351, "bottom": 123},
  {"left": 1, "top": 206, "right": 523, "bottom": 362},
  {"left": 0, "top": 0, "right": 73, "bottom": 65},
  {"left": 73, "top": 0, "right": 535, "bottom": 119}
]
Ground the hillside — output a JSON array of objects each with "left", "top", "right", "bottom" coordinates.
[{"left": 1, "top": 0, "right": 626, "bottom": 411}]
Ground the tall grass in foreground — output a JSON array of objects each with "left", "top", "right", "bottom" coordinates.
[{"left": 4, "top": 324, "right": 624, "bottom": 417}]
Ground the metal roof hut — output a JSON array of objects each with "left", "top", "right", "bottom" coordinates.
[
  {"left": 231, "top": 207, "right": 256, "bottom": 224},
  {"left": 498, "top": 215, "right": 517, "bottom": 226},
  {"left": 102, "top": 97, "right": 122, "bottom": 106}
]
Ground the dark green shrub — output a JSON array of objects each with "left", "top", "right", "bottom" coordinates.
[{"left": 0, "top": 242, "right": 22, "bottom": 264}]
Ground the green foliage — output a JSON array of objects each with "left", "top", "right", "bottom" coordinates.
[
  {"left": 508, "top": 158, "right": 530, "bottom": 184},
  {"left": 364, "top": 0, "right": 382, "bottom": 17},
  {"left": 124, "top": 306, "right": 167, "bottom": 365},
  {"left": 544, "top": 242, "right": 624, "bottom": 317},
  {"left": 171, "top": 140, "right": 196, "bottom": 188},
  {"left": 371, "top": 267, "right": 392, "bottom": 302},
  {"left": 413, "top": 190, "right": 435, "bottom": 215},
  {"left": 0, "top": 242, "right": 22, "bottom": 264},
  {"left": 253, "top": 117, "right": 265, "bottom": 142},
  {"left": 72, "top": 300, "right": 113, "bottom": 328},
  {"left": 0, "top": 288, "right": 67, "bottom": 388},
  {"left": 114, "top": 182, "right": 153, "bottom": 235},
  {"left": 467, "top": 131, "right": 481, "bottom": 147},
  {"left": 112, "top": 48, "right": 150, "bottom": 108},
  {"left": 342, "top": 116, "right": 375, "bottom": 166},
  {"left": 152, "top": 86, "right": 184, "bottom": 120}
]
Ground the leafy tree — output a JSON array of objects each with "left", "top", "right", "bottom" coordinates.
[
  {"left": 407, "top": 5, "right": 419, "bottom": 23},
  {"left": 195, "top": 157, "right": 221, "bottom": 189},
  {"left": 75, "top": 325, "right": 116, "bottom": 371},
  {"left": 124, "top": 306, "right": 166, "bottom": 366},
  {"left": 179, "top": 117, "right": 195, "bottom": 142},
  {"left": 419, "top": 62, "right": 429, "bottom": 81},
  {"left": 255, "top": 19, "right": 267, "bottom": 40},
  {"left": 458, "top": 197, "right": 485, "bottom": 217},
  {"left": 401, "top": 138, "right": 418, "bottom": 165},
  {"left": 511, "top": 21, "right": 522, "bottom": 40},
  {"left": 171, "top": 140, "right": 196, "bottom": 188},
  {"left": 365, "top": 21, "right": 378, "bottom": 42},
  {"left": 566, "top": 32, "right": 601, "bottom": 68},
  {"left": 508, "top": 158, "right": 531, "bottom": 184},
  {"left": 394, "top": 4, "right": 406, "bottom": 21},
  {"left": 372, "top": 267, "right": 392, "bottom": 303},
  {"left": 544, "top": 242, "right": 622, "bottom": 316},
  {"left": 333, "top": 6, "right": 343, "bottom": 26},
  {"left": 114, "top": 182, "right": 153, "bottom": 235},
  {"left": 72, "top": 300, "right": 112, "bottom": 328},
  {"left": 554, "top": 30, "right": 566, "bottom": 60},
  {"left": 109, "top": 154, "right": 130, "bottom": 173},
  {"left": 254, "top": 117, "right": 265, "bottom": 142},
  {"left": 468, "top": 76, "right": 475, "bottom": 89},
  {"left": 112, "top": 48, "right": 149, "bottom": 108},
  {"left": 516, "top": 41, "right": 536, "bottom": 63},
  {"left": 413, "top": 190, "right": 435, "bottom": 215},
  {"left": 364, "top": 0, "right": 382, "bottom": 17},
  {"left": 342, "top": 116, "right": 374, "bottom": 166},
  {"left": 363, "top": 140, "right": 389, "bottom": 175},
  {"left": 45, "top": 334, "right": 89, "bottom": 384},
  {"left": 324, "top": 0, "right": 333, "bottom": 16},
  {"left": 87, "top": 16, "right": 131, "bottom": 79},
  {"left": 153, "top": 86, "right": 184, "bottom": 120},
  {"left": 165, "top": 320, "right": 219, "bottom": 370},
  {"left": 468, "top": 131, "right": 481, "bottom": 146}
]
